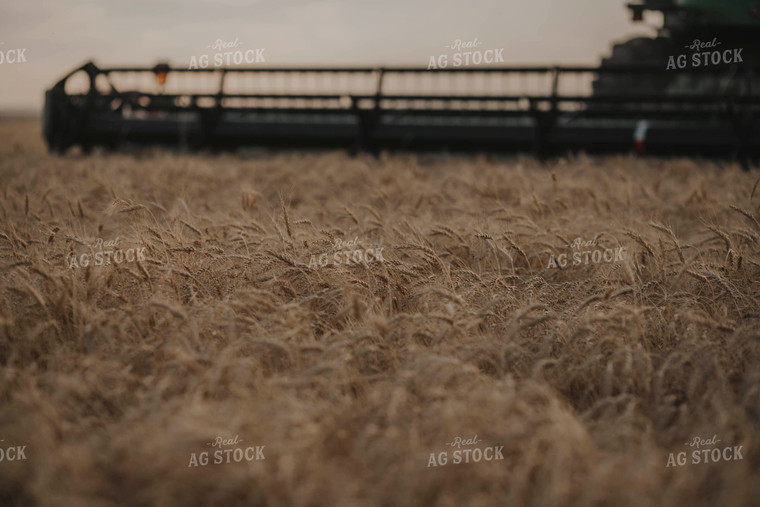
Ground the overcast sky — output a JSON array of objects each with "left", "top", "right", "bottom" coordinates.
[{"left": 0, "top": 0, "right": 659, "bottom": 112}]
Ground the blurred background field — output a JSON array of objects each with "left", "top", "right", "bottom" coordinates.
[{"left": 0, "top": 120, "right": 758, "bottom": 506}]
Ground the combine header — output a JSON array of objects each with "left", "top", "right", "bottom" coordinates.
[{"left": 43, "top": 61, "right": 760, "bottom": 158}]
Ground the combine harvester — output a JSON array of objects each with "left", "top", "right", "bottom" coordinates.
[{"left": 43, "top": 0, "right": 760, "bottom": 161}]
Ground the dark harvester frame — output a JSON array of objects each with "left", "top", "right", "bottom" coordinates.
[{"left": 43, "top": 61, "right": 760, "bottom": 160}]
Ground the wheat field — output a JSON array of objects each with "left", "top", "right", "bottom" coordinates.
[{"left": 0, "top": 119, "right": 758, "bottom": 506}]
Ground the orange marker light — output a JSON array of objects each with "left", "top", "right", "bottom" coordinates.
[{"left": 153, "top": 63, "right": 170, "bottom": 85}]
